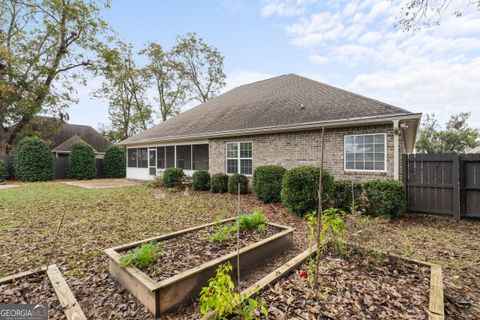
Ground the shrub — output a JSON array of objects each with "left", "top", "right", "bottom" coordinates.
[
  {"left": 118, "top": 242, "right": 163, "bottom": 269},
  {"left": 14, "top": 136, "right": 54, "bottom": 181},
  {"left": 253, "top": 165, "right": 286, "bottom": 203},
  {"left": 163, "top": 168, "right": 184, "bottom": 188},
  {"left": 210, "top": 173, "right": 229, "bottom": 193},
  {"left": 104, "top": 145, "right": 125, "bottom": 178},
  {"left": 0, "top": 159, "right": 7, "bottom": 182},
  {"left": 192, "top": 170, "right": 210, "bottom": 191},
  {"left": 281, "top": 166, "right": 334, "bottom": 216},
  {"left": 228, "top": 173, "right": 249, "bottom": 194},
  {"left": 364, "top": 179, "right": 406, "bottom": 219},
  {"left": 333, "top": 180, "right": 365, "bottom": 211},
  {"left": 68, "top": 141, "right": 96, "bottom": 180}
]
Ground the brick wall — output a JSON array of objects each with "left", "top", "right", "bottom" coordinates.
[{"left": 208, "top": 124, "right": 405, "bottom": 182}]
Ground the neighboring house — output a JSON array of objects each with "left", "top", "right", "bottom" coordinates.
[
  {"left": 11, "top": 117, "right": 111, "bottom": 159},
  {"left": 120, "top": 74, "right": 421, "bottom": 181},
  {"left": 465, "top": 146, "right": 480, "bottom": 153}
]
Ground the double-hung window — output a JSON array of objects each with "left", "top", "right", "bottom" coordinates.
[
  {"left": 344, "top": 133, "right": 386, "bottom": 171},
  {"left": 226, "top": 142, "right": 252, "bottom": 175}
]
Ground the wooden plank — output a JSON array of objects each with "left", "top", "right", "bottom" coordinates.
[
  {"left": 452, "top": 155, "right": 461, "bottom": 220},
  {"left": 0, "top": 266, "right": 47, "bottom": 284},
  {"left": 428, "top": 265, "right": 444, "bottom": 320},
  {"left": 46, "top": 264, "right": 87, "bottom": 320}
]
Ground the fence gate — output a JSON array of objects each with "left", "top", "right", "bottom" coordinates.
[{"left": 403, "top": 154, "right": 480, "bottom": 219}]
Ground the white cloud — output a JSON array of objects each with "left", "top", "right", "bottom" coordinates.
[
  {"left": 260, "top": 0, "right": 313, "bottom": 17},
  {"left": 261, "top": 0, "right": 480, "bottom": 127},
  {"left": 223, "top": 70, "right": 274, "bottom": 92}
]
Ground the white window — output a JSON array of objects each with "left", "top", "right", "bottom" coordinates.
[
  {"left": 344, "top": 133, "right": 386, "bottom": 171},
  {"left": 226, "top": 142, "right": 252, "bottom": 175}
]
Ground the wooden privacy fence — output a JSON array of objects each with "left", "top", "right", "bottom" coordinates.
[
  {"left": 403, "top": 154, "right": 480, "bottom": 219},
  {"left": 1, "top": 155, "right": 106, "bottom": 180}
]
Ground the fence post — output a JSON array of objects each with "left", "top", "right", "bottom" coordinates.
[
  {"left": 452, "top": 155, "right": 461, "bottom": 221},
  {"left": 402, "top": 154, "right": 408, "bottom": 211}
]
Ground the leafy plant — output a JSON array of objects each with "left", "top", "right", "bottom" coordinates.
[
  {"left": 104, "top": 145, "right": 125, "bottom": 178},
  {"left": 209, "top": 224, "right": 236, "bottom": 244},
  {"left": 333, "top": 180, "right": 365, "bottom": 211},
  {"left": 211, "top": 173, "right": 229, "bottom": 193},
  {"left": 163, "top": 168, "right": 184, "bottom": 188},
  {"left": 199, "top": 263, "right": 267, "bottom": 319},
  {"left": 237, "top": 209, "right": 266, "bottom": 231},
  {"left": 147, "top": 175, "right": 163, "bottom": 188},
  {"left": 281, "top": 166, "right": 335, "bottom": 216},
  {"left": 13, "top": 137, "right": 54, "bottom": 182},
  {"left": 364, "top": 179, "right": 406, "bottom": 219},
  {"left": 118, "top": 242, "right": 163, "bottom": 269},
  {"left": 68, "top": 140, "right": 97, "bottom": 180},
  {"left": 252, "top": 165, "right": 286, "bottom": 203},
  {"left": 0, "top": 160, "right": 8, "bottom": 182},
  {"left": 192, "top": 170, "right": 211, "bottom": 190},
  {"left": 228, "top": 173, "right": 249, "bottom": 194}
]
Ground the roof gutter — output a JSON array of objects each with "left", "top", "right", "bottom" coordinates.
[{"left": 119, "top": 112, "right": 422, "bottom": 146}]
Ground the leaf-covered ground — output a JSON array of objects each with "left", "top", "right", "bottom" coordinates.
[{"left": 0, "top": 182, "right": 478, "bottom": 319}]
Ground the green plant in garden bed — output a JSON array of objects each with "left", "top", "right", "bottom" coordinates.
[
  {"left": 209, "top": 210, "right": 267, "bottom": 244},
  {"left": 118, "top": 242, "right": 163, "bottom": 269},
  {"left": 200, "top": 262, "right": 268, "bottom": 320}
]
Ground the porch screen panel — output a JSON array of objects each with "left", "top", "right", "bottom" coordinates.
[
  {"left": 192, "top": 144, "right": 209, "bottom": 170},
  {"left": 176, "top": 145, "right": 192, "bottom": 170},
  {"left": 157, "top": 147, "right": 165, "bottom": 169},
  {"left": 166, "top": 146, "right": 175, "bottom": 168},
  {"left": 137, "top": 148, "right": 148, "bottom": 168},
  {"left": 127, "top": 149, "right": 137, "bottom": 167}
]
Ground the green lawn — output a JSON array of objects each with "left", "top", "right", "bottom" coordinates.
[{"left": 1, "top": 182, "right": 478, "bottom": 319}]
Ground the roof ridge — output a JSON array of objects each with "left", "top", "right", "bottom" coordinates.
[{"left": 236, "top": 73, "right": 289, "bottom": 89}]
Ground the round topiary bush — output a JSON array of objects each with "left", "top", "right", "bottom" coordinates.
[
  {"left": 281, "top": 166, "right": 335, "bottom": 216},
  {"left": 104, "top": 145, "right": 125, "bottom": 178},
  {"left": 333, "top": 180, "right": 365, "bottom": 211},
  {"left": 253, "top": 165, "right": 286, "bottom": 203},
  {"left": 163, "top": 168, "right": 184, "bottom": 188},
  {"left": 192, "top": 170, "right": 210, "bottom": 191},
  {"left": 0, "top": 159, "right": 7, "bottom": 182},
  {"left": 14, "top": 136, "right": 54, "bottom": 181},
  {"left": 364, "top": 179, "right": 406, "bottom": 219},
  {"left": 228, "top": 173, "right": 249, "bottom": 194},
  {"left": 210, "top": 173, "right": 229, "bottom": 193},
  {"left": 68, "top": 141, "right": 96, "bottom": 180}
]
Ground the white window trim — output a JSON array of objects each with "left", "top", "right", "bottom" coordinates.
[
  {"left": 225, "top": 141, "right": 253, "bottom": 176},
  {"left": 344, "top": 133, "right": 387, "bottom": 173}
]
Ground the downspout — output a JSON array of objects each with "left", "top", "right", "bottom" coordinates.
[{"left": 393, "top": 120, "right": 399, "bottom": 180}]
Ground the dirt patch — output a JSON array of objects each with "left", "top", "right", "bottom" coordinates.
[
  {"left": 257, "top": 250, "right": 430, "bottom": 320},
  {"left": 120, "top": 222, "right": 282, "bottom": 282},
  {"left": 62, "top": 178, "right": 142, "bottom": 189},
  {"left": 0, "top": 273, "right": 66, "bottom": 320}
]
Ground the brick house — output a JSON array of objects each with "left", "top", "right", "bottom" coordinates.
[{"left": 120, "top": 74, "right": 421, "bottom": 182}]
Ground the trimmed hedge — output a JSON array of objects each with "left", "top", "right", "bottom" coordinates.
[
  {"left": 281, "top": 166, "right": 334, "bottom": 216},
  {"left": 192, "top": 170, "right": 210, "bottom": 191},
  {"left": 228, "top": 173, "right": 249, "bottom": 194},
  {"left": 253, "top": 165, "right": 286, "bottom": 203},
  {"left": 0, "top": 159, "right": 7, "bottom": 182},
  {"left": 333, "top": 180, "right": 364, "bottom": 211},
  {"left": 68, "top": 141, "right": 96, "bottom": 180},
  {"left": 14, "top": 137, "right": 54, "bottom": 181},
  {"left": 210, "top": 173, "right": 228, "bottom": 193},
  {"left": 364, "top": 179, "right": 406, "bottom": 219},
  {"left": 163, "top": 168, "right": 184, "bottom": 188},
  {"left": 104, "top": 145, "right": 125, "bottom": 178}
]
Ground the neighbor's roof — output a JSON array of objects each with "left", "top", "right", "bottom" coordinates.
[
  {"left": 465, "top": 145, "right": 480, "bottom": 153},
  {"left": 121, "top": 73, "right": 419, "bottom": 145},
  {"left": 52, "top": 135, "right": 99, "bottom": 153}
]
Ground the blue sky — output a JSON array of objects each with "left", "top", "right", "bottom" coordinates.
[{"left": 69, "top": 0, "right": 480, "bottom": 129}]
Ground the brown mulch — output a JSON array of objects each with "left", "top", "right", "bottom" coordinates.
[
  {"left": 257, "top": 250, "right": 431, "bottom": 320},
  {"left": 0, "top": 272, "right": 66, "bottom": 320},
  {"left": 122, "top": 222, "right": 282, "bottom": 282}
]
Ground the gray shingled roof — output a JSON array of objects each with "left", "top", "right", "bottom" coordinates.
[
  {"left": 52, "top": 135, "right": 99, "bottom": 153},
  {"left": 121, "top": 74, "right": 413, "bottom": 145}
]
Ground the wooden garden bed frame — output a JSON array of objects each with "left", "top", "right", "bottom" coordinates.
[
  {"left": 241, "top": 245, "right": 445, "bottom": 320},
  {"left": 104, "top": 218, "right": 294, "bottom": 317},
  {"left": 0, "top": 264, "right": 87, "bottom": 320}
]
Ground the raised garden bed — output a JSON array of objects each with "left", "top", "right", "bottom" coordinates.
[
  {"left": 105, "top": 217, "right": 294, "bottom": 317},
  {"left": 240, "top": 245, "right": 444, "bottom": 320},
  {"left": 0, "top": 265, "right": 86, "bottom": 320}
]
